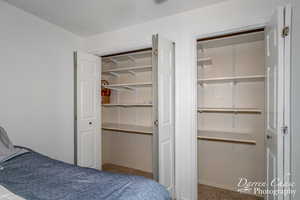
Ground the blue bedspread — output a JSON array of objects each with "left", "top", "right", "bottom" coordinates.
[{"left": 0, "top": 151, "right": 170, "bottom": 200}]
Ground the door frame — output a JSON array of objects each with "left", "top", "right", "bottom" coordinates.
[{"left": 191, "top": 21, "right": 291, "bottom": 199}]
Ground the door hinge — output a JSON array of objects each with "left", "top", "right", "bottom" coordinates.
[
  {"left": 282, "top": 26, "right": 289, "bottom": 38},
  {"left": 282, "top": 126, "right": 288, "bottom": 135},
  {"left": 153, "top": 49, "right": 158, "bottom": 56},
  {"left": 154, "top": 120, "right": 159, "bottom": 126}
]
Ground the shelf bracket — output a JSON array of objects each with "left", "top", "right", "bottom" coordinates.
[
  {"left": 104, "top": 86, "right": 127, "bottom": 92},
  {"left": 108, "top": 58, "right": 118, "bottom": 65},
  {"left": 128, "top": 70, "right": 136, "bottom": 76},
  {"left": 123, "top": 86, "right": 135, "bottom": 91},
  {"left": 108, "top": 72, "right": 120, "bottom": 77},
  {"left": 127, "top": 55, "right": 136, "bottom": 63}
]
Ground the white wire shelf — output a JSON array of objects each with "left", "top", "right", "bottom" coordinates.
[
  {"left": 102, "top": 123, "right": 153, "bottom": 135},
  {"left": 198, "top": 75, "right": 265, "bottom": 84},
  {"left": 102, "top": 65, "right": 152, "bottom": 77},
  {"left": 102, "top": 104, "right": 152, "bottom": 107},
  {"left": 197, "top": 129, "right": 256, "bottom": 145},
  {"left": 197, "top": 107, "right": 262, "bottom": 114},
  {"left": 102, "top": 82, "right": 152, "bottom": 91},
  {"left": 103, "top": 50, "right": 152, "bottom": 64}
]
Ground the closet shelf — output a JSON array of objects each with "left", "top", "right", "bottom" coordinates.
[
  {"left": 102, "top": 104, "right": 152, "bottom": 107},
  {"left": 198, "top": 75, "right": 265, "bottom": 84},
  {"left": 102, "top": 123, "right": 152, "bottom": 135},
  {"left": 103, "top": 50, "right": 152, "bottom": 64},
  {"left": 198, "top": 129, "right": 251, "bottom": 135},
  {"left": 102, "top": 65, "right": 152, "bottom": 77},
  {"left": 197, "top": 136, "right": 256, "bottom": 145},
  {"left": 102, "top": 82, "right": 152, "bottom": 91},
  {"left": 197, "top": 130, "right": 256, "bottom": 145},
  {"left": 197, "top": 57, "right": 212, "bottom": 65},
  {"left": 197, "top": 107, "right": 262, "bottom": 114}
]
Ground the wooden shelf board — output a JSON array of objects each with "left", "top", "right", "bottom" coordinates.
[
  {"left": 197, "top": 136, "right": 256, "bottom": 145},
  {"left": 197, "top": 107, "right": 262, "bottom": 114},
  {"left": 198, "top": 129, "right": 251, "bottom": 135},
  {"left": 197, "top": 57, "right": 212, "bottom": 65},
  {"left": 102, "top": 104, "right": 152, "bottom": 107},
  {"left": 197, "top": 129, "right": 256, "bottom": 145},
  {"left": 102, "top": 65, "right": 152, "bottom": 76},
  {"left": 102, "top": 123, "right": 153, "bottom": 135},
  {"left": 198, "top": 75, "right": 265, "bottom": 84}
]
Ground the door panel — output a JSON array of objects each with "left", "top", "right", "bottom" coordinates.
[
  {"left": 265, "top": 6, "right": 285, "bottom": 200},
  {"left": 152, "top": 34, "right": 175, "bottom": 196},
  {"left": 75, "top": 52, "right": 101, "bottom": 169},
  {"left": 81, "top": 81, "right": 96, "bottom": 119},
  {"left": 80, "top": 130, "right": 96, "bottom": 167}
]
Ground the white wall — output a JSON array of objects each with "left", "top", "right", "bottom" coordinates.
[
  {"left": 0, "top": 1, "right": 82, "bottom": 164},
  {"left": 83, "top": 0, "right": 281, "bottom": 199}
]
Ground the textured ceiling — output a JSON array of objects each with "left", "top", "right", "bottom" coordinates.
[{"left": 4, "top": 0, "right": 228, "bottom": 37}]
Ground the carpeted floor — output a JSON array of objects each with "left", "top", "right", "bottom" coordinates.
[
  {"left": 198, "top": 184, "right": 264, "bottom": 200},
  {"left": 102, "top": 164, "right": 263, "bottom": 200},
  {"left": 102, "top": 163, "right": 153, "bottom": 179}
]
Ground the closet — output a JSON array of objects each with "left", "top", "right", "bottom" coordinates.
[
  {"left": 74, "top": 34, "right": 175, "bottom": 195},
  {"left": 196, "top": 29, "right": 266, "bottom": 197},
  {"left": 101, "top": 48, "right": 154, "bottom": 178}
]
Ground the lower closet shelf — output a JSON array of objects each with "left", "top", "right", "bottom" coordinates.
[
  {"left": 197, "top": 107, "right": 262, "bottom": 114},
  {"left": 197, "top": 129, "right": 256, "bottom": 145},
  {"left": 102, "top": 123, "right": 153, "bottom": 135},
  {"left": 102, "top": 104, "right": 152, "bottom": 107}
]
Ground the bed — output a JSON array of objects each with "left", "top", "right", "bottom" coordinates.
[{"left": 0, "top": 128, "right": 170, "bottom": 200}]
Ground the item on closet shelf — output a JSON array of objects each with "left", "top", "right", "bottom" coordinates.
[{"left": 101, "top": 80, "right": 111, "bottom": 104}]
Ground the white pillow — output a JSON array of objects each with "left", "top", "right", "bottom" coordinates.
[
  {"left": 0, "top": 127, "right": 27, "bottom": 163},
  {"left": 0, "top": 185, "right": 25, "bottom": 200}
]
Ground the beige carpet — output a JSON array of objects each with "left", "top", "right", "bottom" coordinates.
[
  {"left": 102, "top": 164, "right": 263, "bottom": 200},
  {"left": 102, "top": 163, "right": 153, "bottom": 179},
  {"left": 198, "top": 184, "right": 264, "bottom": 200}
]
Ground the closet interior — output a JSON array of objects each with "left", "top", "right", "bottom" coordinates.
[
  {"left": 101, "top": 49, "right": 154, "bottom": 179},
  {"left": 197, "top": 29, "right": 266, "bottom": 199}
]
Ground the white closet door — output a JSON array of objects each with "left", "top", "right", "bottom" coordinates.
[
  {"left": 75, "top": 52, "right": 101, "bottom": 169},
  {"left": 265, "top": 5, "right": 290, "bottom": 200},
  {"left": 152, "top": 34, "right": 175, "bottom": 195}
]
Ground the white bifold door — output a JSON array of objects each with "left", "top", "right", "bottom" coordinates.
[
  {"left": 74, "top": 52, "right": 101, "bottom": 169},
  {"left": 152, "top": 34, "right": 175, "bottom": 196},
  {"left": 265, "top": 5, "right": 291, "bottom": 200}
]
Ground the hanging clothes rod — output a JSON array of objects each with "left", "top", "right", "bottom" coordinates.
[
  {"left": 102, "top": 48, "right": 152, "bottom": 58},
  {"left": 197, "top": 108, "right": 262, "bottom": 114},
  {"left": 197, "top": 136, "right": 256, "bottom": 145},
  {"left": 197, "top": 28, "right": 264, "bottom": 42}
]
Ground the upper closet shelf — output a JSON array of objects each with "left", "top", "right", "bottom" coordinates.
[
  {"left": 103, "top": 50, "right": 152, "bottom": 64},
  {"left": 102, "top": 104, "right": 152, "bottom": 107},
  {"left": 197, "top": 107, "right": 262, "bottom": 114},
  {"left": 198, "top": 75, "right": 265, "bottom": 84},
  {"left": 102, "top": 65, "right": 152, "bottom": 77},
  {"left": 103, "top": 82, "right": 152, "bottom": 92},
  {"left": 102, "top": 122, "right": 152, "bottom": 135}
]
